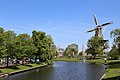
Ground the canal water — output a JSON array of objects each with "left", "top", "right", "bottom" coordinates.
[{"left": 2, "top": 62, "right": 106, "bottom": 80}]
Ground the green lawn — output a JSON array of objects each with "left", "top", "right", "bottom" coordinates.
[
  {"left": 103, "top": 60, "right": 120, "bottom": 80},
  {"left": 53, "top": 57, "right": 82, "bottom": 62},
  {"left": 0, "top": 63, "right": 47, "bottom": 74}
]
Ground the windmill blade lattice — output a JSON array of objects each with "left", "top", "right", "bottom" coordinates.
[
  {"left": 101, "top": 22, "right": 113, "bottom": 27},
  {"left": 87, "top": 28, "right": 96, "bottom": 32},
  {"left": 93, "top": 14, "right": 98, "bottom": 25}
]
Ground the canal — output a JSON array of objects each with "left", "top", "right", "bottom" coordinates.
[{"left": 3, "top": 62, "right": 106, "bottom": 80}]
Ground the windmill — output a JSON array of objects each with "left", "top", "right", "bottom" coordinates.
[{"left": 87, "top": 15, "right": 113, "bottom": 38}]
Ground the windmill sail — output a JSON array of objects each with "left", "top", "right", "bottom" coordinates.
[
  {"left": 87, "top": 15, "right": 112, "bottom": 38},
  {"left": 87, "top": 28, "right": 96, "bottom": 32},
  {"left": 101, "top": 22, "right": 113, "bottom": 27},
  {"left": 93, "top": 14, "right": 98, "bottom": 25}
]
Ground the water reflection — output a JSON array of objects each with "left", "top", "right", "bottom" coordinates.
[{"left": 3, "top": 62, "right": 105, "bottom": 80}]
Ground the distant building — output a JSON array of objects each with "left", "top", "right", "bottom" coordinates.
[
  {"left": 56, "top": 47, "right": 65, "bottom": 57},
  {"left": 82, "top": 52, "right": 87, "bottom": 56}
]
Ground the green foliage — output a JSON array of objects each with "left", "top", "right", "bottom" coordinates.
[
  {"left": 32, "top": 30, "right": 56, "bottom": 63},
  {"left": 64, "top": 44, "right": 78, "bottom": 58},
  {"left": 0, "top": 27, "right": 56, "bottom": 66},
  {"left": 109, "top": 45, "right": 119, "bottom": 59},
  {"left": 86, "top": 36, "right": 108, "bottom": 59},
  {"left": 109, "top": 29, "right": 120, "bottom": 59},
  {"left": 78, "top": 51, "right": 83, "bottom": 57},
  {"left": 16, "top": 34, "right": 31, "bottom": 58},
  {"left": 4, "top": 30, "right": 16, "bottom": 57},
  {"left": 0, "top": 30, "right": 17, "bottom": 67},
  {"left": 0, "top": 27, "right": 6, "bottom": 58}
]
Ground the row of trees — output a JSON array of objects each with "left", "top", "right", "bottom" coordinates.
[
  {"left": 86, "top": 28, "right": 120, "bottom": 59},
  {"left": 0, "top": 27, "right": 56, "bottom": 67}
]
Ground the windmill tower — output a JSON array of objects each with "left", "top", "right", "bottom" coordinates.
[{"left": 87, "top": 15, "right": 113, "bottom": 38}]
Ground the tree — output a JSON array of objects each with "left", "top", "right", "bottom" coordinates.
[
  {"left": 4, "top": 30, "right": 16, "bottom": 67},
  {"left": 32, "top": 30, "right": 56, "bottom": 64},
  {"left": 109, "top": 45, "right": 119, "bottom": 59},
  {"left": 26, "top": 38, "right": 38, "bottom": 62},
  {"left": 109, "top": 29, "right": 120, "bottom": 59},
  {"left": 0, "top": 28, "right": 5, "bottom": 58},
  {"left": 41, "top": 35, "right": 56, "bottom": 64},
  {"left": 15, "top": 34, "right": 32, "bottom": 64},
  {"left": 64, "top": 44, "right": 78, "bottom": 58},
  {"left": 79, "top": 51, "right": 83, "bottom": 56},
  {"left": 32, "top": 30, "right": 46, "bottom": 63},
  {"left": 86, "top": 36, "right": 108, "bottom": 59}
]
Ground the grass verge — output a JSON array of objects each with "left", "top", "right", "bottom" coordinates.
[
  {"left": 103, "top": 60, "right": 120, "bottom": 80},
  {"left": 53, "top": 57, "right": 83, "bottom": 62},
  {"left": 0, "top": 63, "right": 47, "bottom": 74}
]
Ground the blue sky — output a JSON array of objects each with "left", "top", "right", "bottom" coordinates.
[{"left": 0, "top": 0, "right": 120, "bottom": 51}]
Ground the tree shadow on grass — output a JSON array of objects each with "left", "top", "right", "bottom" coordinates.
[
  {"left": 103, "top": 61, "right": 120, "bottom": 80},
  {"left": 24, "top": 64, "right": 33, "bottom": 67},
  {"left": 6, "top": 66, "right": 20, "bottom": 70},
  {"left": 102, "top": 76, "right": 120, "bottom": 80},
  {"left": 107, "top": 61, "right": 120, "bottom": 68}
]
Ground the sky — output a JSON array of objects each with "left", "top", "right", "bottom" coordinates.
[{"left": 0, "top": 0, "right": 120, "bottom": 51}]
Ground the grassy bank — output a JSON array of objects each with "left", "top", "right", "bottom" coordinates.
[
  {"left": 53, "top": 57, "right": 107, "bottom": 63},
  {"left": 0, "top": 63, "right": 47, "bottom": 74},
  {"left": 53, "top": 57, "right": 83, "bottom": 62},
  {"left": 103, "top": 60, "right": 120, "bottom": 80},
  {"left": 88, "top": 59, "right": 120, "bottom": 80},
  {"left": 53, "top": 57, "right": 120, "bottom": 80}
]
